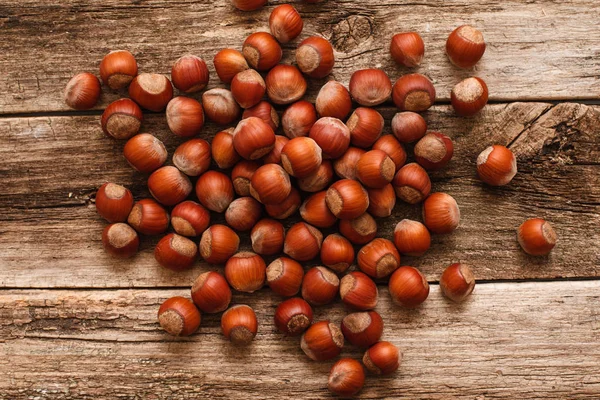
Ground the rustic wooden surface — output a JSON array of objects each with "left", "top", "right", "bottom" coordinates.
[
  {"left": 1, "top": 103, "right": 599, "bottom": 288},
  {"left": 2, "top": 282, "right": 600, "bottom": 399},
  {"left": 1, "top": 0, "right": 600, "bottom": 113},
  {"left": 1, "top": 0, "right": 600, "bottom": 399}
]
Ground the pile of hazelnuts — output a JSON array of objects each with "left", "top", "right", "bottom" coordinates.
[{"left": 64, "top": 1, "right": 558, "bottom": 396}]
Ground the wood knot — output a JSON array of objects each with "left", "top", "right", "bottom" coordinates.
[
  {"left": 542, "top": 122, "right": 577, "bottom": 164},
  {"left": 330, "top": 16, "right": 373, "bottom": 53}
]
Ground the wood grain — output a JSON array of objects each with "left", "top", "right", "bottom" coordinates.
[
  {"left": 1, "top": 0, "right": 600, "bottom": 114},
  {"left": 1, "top": 102, "right": 598, "bottom": 288},
  {"left": 2, "top": 1, "right": 600, "bottom": 397},
  {"left": 1, "top": 281, "right": 599, "bottom": 399}
]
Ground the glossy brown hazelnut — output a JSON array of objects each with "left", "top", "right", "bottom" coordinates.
[
  {"left": 392, "top": 163, "right": 431, "bottom": 204},
  {"left": 225, "top": 197, "right": 263, "bottom": 231},
  {"left": 212, "top": 128, "right": 241, "bottom": 169},
  {"left": 127, "top": 199, "right": 170, "bottom": 236},
  {"left": 446, "top": 25, "right": 486, "bottom": 69},
  {"left": 171, "top": 55, "right": 209, "bottom": 93},
  {"left": 414, "top": 132, "right": 454, "bottom": 171},
  {"left": 173, "top": 138, "right": 211, "bottom": 177},
  {"left": 99, "top": 50, "right": 138, "bottom": 90},
  {"left": 326, "top": 179, "right": 369, "bottom": 220},
  {"left": 171, "top": 201, "right": 210, "bottom": 237},
  {"left": 367, "top": 184, "right": 396, "bottom": 218},
  {"left": 123, "top": 133, "right": 167, "bottom": 173},
  {"left": 356, "top": 149, "right": 396, "bottom": 189},
  {"left": 148, "top": 166, "right": 192, "bottom": 206},
  {"left": 298, "top": 160, "right": 334, "bottom": 192},
  {"left": 341, "top": 311, "right": 383, "bottom": 348},
  {"left": 274, "top": 298, "right": 313, "bottom": 336},
  {"left": 224, "top": 252, "right": 266, "bottom": 293},
  {"left": 199, "top": 224, "right": 240, "bottom": 264},
  {"left": 372, "top": 135, "right": 407, "bottom": 172},
  {"left": 451, "top": 77, "right": 489, "bottom": 116},
  {"left": 357, "top": 238, "right": 401, "bottom": 279},
  {"left": 196, "top": 171, "right": 235, "bottom": 213},
  {"left": 243, "top": 101, "right": 280, "bottom": 130},
  {"left": 213, "top": 48, "right": 249, "bottom": 83},
  {"left": 333, "top": 147, "right": 366, "bottom": 180},
  {"left": 64, "top": 72, "right": 101, "bottom": 110},
  {"left": 393, "top": 219, "right": 431, "bottom": 256},
  {"left": 347, "top": 108, "right": 384, "bottom": 148},
  {"left": 309, "top": 117, "right": 351, "bottom": 159},
  {"left": 265, "top": 187, "right": 301, "bottom": 219},
  {"left": 339, "top": 213, "right": 377, "bottom": 245},
  {"left": 269, "top": 4, "right": 303, "bottom": 43},
  {"left": 477, "top": 145, "right": 517, "bottom": 186},
  {"left": 389, "top": 266, "right": 429, "bottom": 308},
  {"left": 422, "top": 192, "right": 460, "bottom": 234},
  {"left": 300, "top": 191, "right": 337, "bottom": 228},
  {"left": 321, "top": 234, "right": 354, "bottom": 274},
  {"left": 392, "top": 73, "right": 436, "bottom": 112},
  {"left": 101, "top": 98, "right": 143, "bottom": 140},
  {"left": 166, "top": 97, "right": 204, "bottom": 138},
  {"left": 282, "top": 100, "right": 317, "bottom": 138},
  {"left": 231, "top": 69, "right": 266, "bottom": 109},
  {"left": 251, "top": 218, "right": 285, "bottom": 255},
  {"left": 101, "top": 223, "right": 139, "bottom": 258},
  {"left": 233, "top": 117, "right": 276, "bottom": 160},
  {"left": 202, "top": 88, "right": 241, "bottom": 125},
  {"left": 328, "top": 359, "right": 365, "bottom": 397},
  {"left": 242, "top": 32, "right": 282, "bottom": 71},
  {"left": 391, "top": 111, "right": 427, "bottom": 143},
  {"left": 390, "top": 32, "right": 424, "bottom": 67},
  {"left": 267, "top": 257, "right": 304, "bottom": 297},
  {"left": 128, "top": 73, "right": 173, "bottom": 112},
  {"left": 281, "top": 137, "right": 322, "bottom": 178},
  {"left": 158, "top": 297, "right": 201, "bottom": 337},
  {"left": 221, "top": 305, "right": 258, "bottom": 346},
  {"left": 363, "top": 341, "right": 401, "bottom": 375},
  {"left": 340, "top": 271, "right": 378, "bottom": 310},
  {"left": 232, "top": 0, "right": 267, "bottom": 11},
  {"left": 440, "top": 263, "right": 475, "bottom": 302},
  {"left": 95, "top": 182, "right": 134, "bottom": 223},
  {"left": 154, "top": 233, "right": 198, "bottom": 271},
  {"left": 191, "top": 271, "right": 232, "bottom": 313},
  {"left": 284, "top": 222, "right": 323, "bottom": 261},
  {"left": 517, "top": 218, "right": 557, "bottom": 256},
  {"left": 301, "top": 321, "right": 344, "bottom": 361},
  {"left": 250, "top": 164, "right": 291, "bottom": 205},
  {"left": 265, "top": 64, "right": 307, "bottom": 105},
  {"left": 296, "top": 36, "right": 335, "bottom": 78},
  {"left": 262, "top": 135, "right": 289, "bottom": 165},
  {"left": 349, "top": 69, "right": 392, "bottom": 106},
  {"left": 232, "top": 160, "right": 261, "bottom": 196},
  {"left": 301, "top": 266, "right": 339, "bottom": 306},
  {"left": 315, "top": 81, "right": 352, "bottom": 120}
]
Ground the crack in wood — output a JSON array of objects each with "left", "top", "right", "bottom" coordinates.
[{"left": 507, "top": 104, "right": 555, "bottom": 149}]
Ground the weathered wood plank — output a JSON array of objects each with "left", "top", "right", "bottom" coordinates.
[
  {"left": 0, "top": 103, "right": 598, "bottom": 287},
  {"left": 0, "top": 103, "right": 600, "bottom": 287},
  {"left": 1, "top": 281, "right": 599, "bottom": 399},
  {"left": 1, "top": 0, "right": 600, "bottom": 114}
]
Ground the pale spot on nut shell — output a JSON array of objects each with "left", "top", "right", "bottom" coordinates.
[
  {"left": 453, "top": 77, "right": 484, "bottom": 103},
  {"left": 458, "top": 25, "right": 484, "bottom": 44},
  {"left": 137, "top": 73, "right": 169, "bottom": 95},
  {"left": 158, "top": 309, "right": 184, "bottom": 336}
]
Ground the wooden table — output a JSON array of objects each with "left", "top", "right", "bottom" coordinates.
[{"left": 1, "top": 1, "right": 599, "bottom": 398}]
